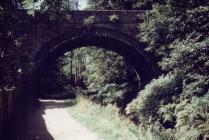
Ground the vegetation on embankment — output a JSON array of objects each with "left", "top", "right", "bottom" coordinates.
[
  {"left": 124, "top": 2, "right": 209, "bottom": 139},
  {"left": 126, "top": 74, "right": 209, "bottom": 139},
  {"left": 67, "top": 97, "right": 173, "bottom": 140}
]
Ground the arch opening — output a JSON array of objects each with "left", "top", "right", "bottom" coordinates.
[
  {"left": 39, "top": 47, "right": 141, "bottom": 106},
  {"left": 30, "top": 27, "right": 159, "bottom": 100}
]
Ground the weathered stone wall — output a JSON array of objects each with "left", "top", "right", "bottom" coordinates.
[{"left": 12, "top": 10, "right": 145, "bottom": 53}]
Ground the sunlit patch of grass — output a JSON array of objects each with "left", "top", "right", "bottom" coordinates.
[
  {"left": 65, "top": 99, "right": 77, "bottom": 107},
  {"left": 66, "top": 97, "right": 168, "bottom": 140}
]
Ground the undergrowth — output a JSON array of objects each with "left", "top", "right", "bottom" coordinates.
[{"left": 66, "top": 97, "right": 174, "bottom": 140}]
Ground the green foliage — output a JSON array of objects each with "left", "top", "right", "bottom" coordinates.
[
  {"left": 82, "top": 47, "right": 137, "bottom": 89},
  {"left": 133, "top": 0, "right": 152, "bottom": 10},
  {"left": 93, "top": 83, "right": 131, "bottom": 106},
  {"left": 20, "top": 0, "right": 78, "bottom": 13},
  {"left": 164, "top": 0, "right": 209, "bottom": 11},
  {"left": 20, "top": 0, "right": 36, "bottom": 15},
  {"left": 160, "top": 39, "right": 209, "bottom": 72},
  {"left": 108, "top": 14, "right": 119, "bottom": 23},
  {"left": 175, "top": 93, "right": 209, "bottom": 139},
  {"left": 126, "top": 73, "right": 209, "bottom": 139},
  {"left": 139, "top": 5, "right": 209, "bottom": 58},
  {"left": 130, "top": 2, "right": 209, "bottom": 138},
  {"left": 138, "top": 4, "right": 174, "bottom": 54},
  {"left": 126, "top": 75, "right": 180, "bottom": 125},
  {"left": 160, "top": 39, "right": 209, "bottom": 98},
  {"left": 158, "top": 103, "right": 176, "bottom": 127},
  {"left": 82, "top": 16, "right": 96, "bottom": 27},
  {"left": 68, "top": 97, "right": 171, "bottom": 140},
  {"left": 88, "top": 0, "right": 110, "bottom": 10},
  {"left": 88, "top": 0, "right": 136, "bottom": 10}
]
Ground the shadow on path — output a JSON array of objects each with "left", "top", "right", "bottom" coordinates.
[
  {"left": 9, "top": 99, "right": 100, "bottom": 140},
  {"left": 12, "top": 101, "right": 55, "bottom": 140}
]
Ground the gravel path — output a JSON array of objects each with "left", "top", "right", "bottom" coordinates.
[{"left": 15, "top": 100, "right": 101, "bottom": 140}]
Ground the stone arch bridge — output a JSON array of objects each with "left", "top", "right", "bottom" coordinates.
[{"left": 13, "top": 10, "right": 160, "bottom": 92}]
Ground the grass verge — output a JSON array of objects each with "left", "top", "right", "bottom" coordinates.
[{"left": 66, "top": 97, "right": 170, "bottom": 140}]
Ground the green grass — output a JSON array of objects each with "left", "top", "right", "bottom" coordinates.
[{"left": 66, "top": 97, "right": 169, "bottom": 140}]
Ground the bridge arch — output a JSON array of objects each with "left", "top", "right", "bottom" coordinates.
[{"left": 32, "top": 26, "right": 159, "bottom": 95}]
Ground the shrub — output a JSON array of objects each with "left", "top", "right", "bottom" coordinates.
[
  {"left": 175, "top": 93, "right": 209, "bottom": 140},
  {"left": 108, "top": 14, "right": 119, "bottom": 23},
  {"left": 92, "top": 83, "right": 135, "bottom": 107},
  {"left": 125, "top": 74, "right": 181, "bottom": 126},
  {"left": 158, "top": 103, "right": 176, "bottom": 129},
  {"left": 159, "top": 38, "right": 209, "bottom": 99},
  {"left": 82, "top": 16, "right": 96, "bottom": 27}
]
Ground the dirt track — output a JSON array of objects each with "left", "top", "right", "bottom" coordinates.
[{"left": 15, "top": 100, "right": 101, "bottom": 140}]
